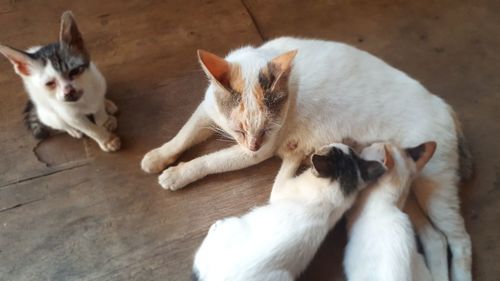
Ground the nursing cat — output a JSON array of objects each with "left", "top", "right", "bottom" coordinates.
[
  {"left": 344, "top": 141, "right": 436, "bottom": 281},
  {"left": 142, "top": 37, "right": 471, "bottom": 280},
  {"left": 0, "top": 11, "right": 120, "bottom": 152},
  {"left": 193, "top": 143, "right": 385, "bottom": 281}
]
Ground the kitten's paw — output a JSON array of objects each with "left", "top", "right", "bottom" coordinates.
[
  {"left": 141, "top": 148, "right": 178, "bottom": 174},
  {"left": 158, "top": 164, "right": 193, "bottom": 191},
  {"left": 66, "top": 128, "right": 83, "bottom": 139},
  {"left": 103, "top": 115, "right": 118, "bottom": 132},
  {"left": 105, "top": 99, "right": 119, "bottom": 115},
  {"left": 99, "top": 134, "right": 121, "bottom": 152}
]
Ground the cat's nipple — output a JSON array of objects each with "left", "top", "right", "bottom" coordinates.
[{"left": 287, "top": 140, "right": 298, "bottom": 151}]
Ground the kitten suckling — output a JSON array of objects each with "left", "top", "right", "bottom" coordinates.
[
  {"left": 192, "top": 143, "right": 385, "bottom": 281},
  {"left": 0, "top": 11, "right": 120, "bottom": 152},
  {"left": 344, "top": 141, "right": 436, "bottom": 281}
]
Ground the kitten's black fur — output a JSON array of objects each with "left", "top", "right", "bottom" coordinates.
[
  {"left": 23, "top": 100, "right": 49, "bottom": 140},
  {"left": 312, "top": 146, "right": 385, "bottom": 196}
]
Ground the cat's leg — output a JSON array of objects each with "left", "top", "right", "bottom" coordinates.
[
  {"left": 94, "top": 102, "right": 118, "bottom": 132},
  {"left": 269, "top": 155, "right": 303, "bottom": 202},
  {"left": 105, "top": 99, "right": 119, "bottom": 115},
  {"left": 413, "top": 252, "right": 433, "bottom": 281},
  {"left": 413, "top": 173, "right": 472, "bottom": 281},
  {"left": 37, "top": 107, "right": 83, "bottom": 138},
  {"left": 141, "top": 103, "right": 214, "bottom": 173},
  {"left": 158, "top": 144, "right": 274, "bottom": 190},
  {"left": 63, "top": 114, "right": 121, "bottom": 152},
  {"left": 404, "top": 191, "right": 449, "bottom": 281}
]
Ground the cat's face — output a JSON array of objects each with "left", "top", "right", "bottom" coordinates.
[
  {"left": 198, "top": 49, "right": 297, "bottom": 153},
  {"left": 311, "top": 143, "right": 387, "bottom": 196},
  {"left": 0, "top": 11, "right": 90, "bottom": 103}
]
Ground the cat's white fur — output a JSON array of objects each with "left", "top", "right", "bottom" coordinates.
[
  {"left": 23, "top": 46, "right": 120, "bottom": 151},
  {"left": 344, "top": 142, "right": 435, "bottom": 281},
  {"left": 0, "top": 11, "right": 120, "bottom": 152},
  {"left": 193, "top": 144, "right": 374, "bottom": 281},
  {"left": 142, "top": 37, "right": 470, "bottom": 280}
]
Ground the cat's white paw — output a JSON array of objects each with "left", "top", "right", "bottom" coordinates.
[
  {"left": 141, "top": 147, "right": 179, "bottom": 174},
  {"left": 105, "top": 99, "right": 119, "bottom": 115},
  {"left": 158, "top": 164, "right": 193, "bottom": 191},
  {"left": 99, "top": 134, "right": 121, "bottom": 152},
  {"left": 103, "top": 115, "right": 118, "bottom": 132},
  {"left": 66, "top": 128, "right": 83, "bottom": 139}
]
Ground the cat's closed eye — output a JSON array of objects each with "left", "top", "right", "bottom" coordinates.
[
  {"left": 259, "top": 128, "right": 272, "bottom": 137},
  {"left": 45, "top": 79, "right": 56, "bottom": 89},
  {"left": 235, "top": 130, "right": 246, "bottom": 137}
]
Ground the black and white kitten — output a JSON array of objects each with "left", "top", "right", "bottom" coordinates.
[{"left": 0, "top": 11, "right": 120, "bottom": 152}]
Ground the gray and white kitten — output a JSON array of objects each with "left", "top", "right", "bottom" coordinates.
[{"left": 0, "top": 11, "right": 120, "bottom": 152}]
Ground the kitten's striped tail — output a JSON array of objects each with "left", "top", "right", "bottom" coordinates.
[{"left": 23, "top": 100, "right": 50, "bottom": 140}]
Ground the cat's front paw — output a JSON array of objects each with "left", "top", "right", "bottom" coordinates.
[
  {"left": 141, "top": 147, "right": 178, "bottom": 174},
  {"left": 66, "top": 128, "right": 83, "bottom": 139},
  {"left": 105, "top": 99, "right": 119, "bottom": 115},
  {"left": 102, "top": 115, "right": 118, "bottom": 132},
  {"left": 99, "top": 134, "right": 121, "bottom": 152},
  {"left": 158, "top": 163, "right": 194, "bottom": 191}
]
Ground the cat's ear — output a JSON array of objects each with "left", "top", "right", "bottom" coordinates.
[
  {"left": 311, "top": 154, "right": 332, "bottom": 178},
  {"left": 59, "top": 11, "right": 88, "bottom": 57},
  {"left": 197, "top": 50, "right": 231, "bottom": 90},
  {"left": 358, "top": 159, "right": 386, "bottom": 182},
  {"left": 268, "top": 50, "right": 297, "bottom": 91},
  {"left": 382, "top": 145, "right": 395, "bottom": 170},
  {"left": 0, "top": 44, "right": 40, "bottom": 76},
  {"left": 405, "top": 141, "right": 437, "bottom": 171}
]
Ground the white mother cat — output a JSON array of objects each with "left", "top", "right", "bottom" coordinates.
[
  {"left": 344, "top": 141, "right": 436, "bottom": 281},
  {"left": 142, "top": 37, "right": 471, "bottom": 280},
  {"left": 193, "top": 143, "right": 385, "bottom": 281}
]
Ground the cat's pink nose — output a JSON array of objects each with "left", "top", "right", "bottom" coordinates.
[
  {"left": 64, "top": 85, "right": 76, "bottom": 95},
  {"left": 249, "top": 144, "right": 261, "bottom": 152},
  {"left": 248, "top": 136, "right": 263, "bottom": 151}
]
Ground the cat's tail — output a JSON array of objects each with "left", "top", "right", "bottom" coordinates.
[
  {"left": 23, "top": 100, "right": 50, "bottom": 140},
  {"left": 451, "top": 109, "right": 474, "bottom": 181}
]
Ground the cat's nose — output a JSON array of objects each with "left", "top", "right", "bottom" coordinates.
[
  {"left": 249, "top": 145, "right": 260, "bottom": 152},
  {"left": 248, "top": 136, "right": 263, "bottom": 151},
  {"left": 64, "top": 85, "right": 76, "bottom": 95}
]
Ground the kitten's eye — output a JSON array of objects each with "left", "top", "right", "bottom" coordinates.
[
  {"left": 45, "top": 80, "right": 56, "bottom": 89},
  {"left": 235, "top": 130, "right": 246, "bottom": 137},
  {"left": 69, "top": 66, "right": 85, "bottom": 80}
]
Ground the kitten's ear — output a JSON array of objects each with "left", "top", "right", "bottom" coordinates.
[
  {"left": 59, "top": 11, "right": 88, "bottom": 57},
  {"left": 405, "top": 141, "right": 437, "bottom": 171},
  {"left": 358, "top": 159, "right": 386, "bottom": 182},
  {"left": 268, "top": 50, "right": 297, "bottom": 90},
  {"left": 382, "top": 145, "right": 395, "bottom": 170},
  {"left": 197, "top": 49, "right": 231, "bottom": 90},
  {"left": 311, "top": 154, "right": 332, "bottom": 178},
  {"left": 0, "top": 44, "right": 40, "bottom": 76}
]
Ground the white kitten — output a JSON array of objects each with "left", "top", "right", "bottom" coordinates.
[
  {"left": 0, "top": 11, "right": 120, "bottom": 152},
  {"left": 192, "top": 143, "right": 386, "bottom": 281},
  {"left": 142, "top": 37, "right": 471, "bottom": 280},
  {"left": 344, "top": 141, "right": 436, "bottom": 281}
]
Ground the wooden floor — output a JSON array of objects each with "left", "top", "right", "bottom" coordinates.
[{"left": 1, "top": 1, "right": 499, "bottom": 280}]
